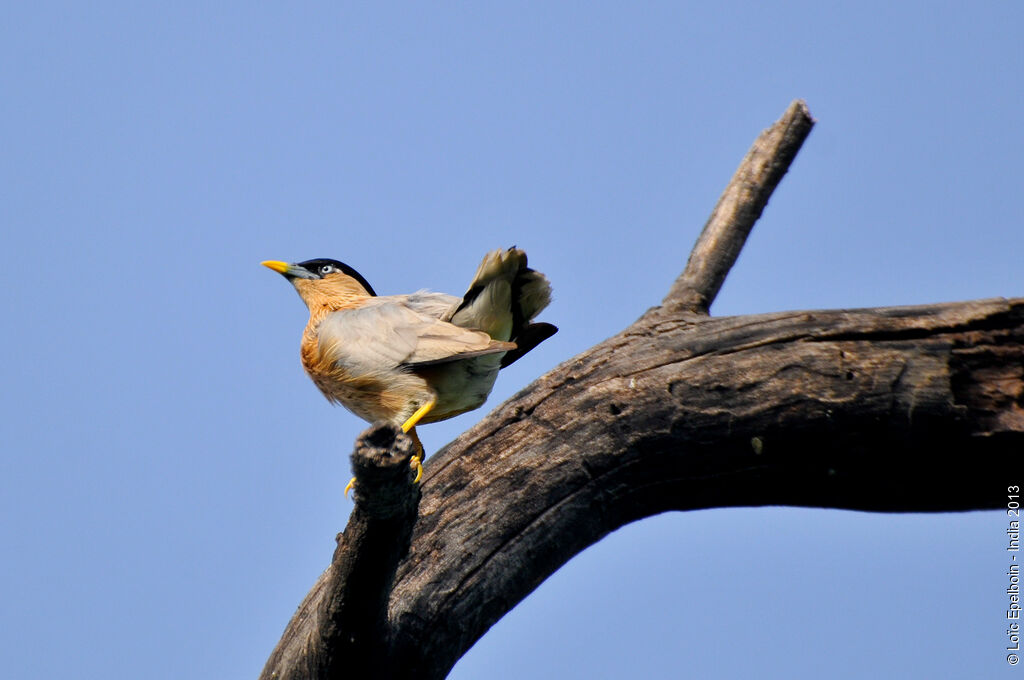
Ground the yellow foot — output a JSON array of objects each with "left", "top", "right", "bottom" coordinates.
[
  {"left": 344, "top": 476, "right": 356, "bottom": 498},
  {"left": 406, "top": 427, "right": 425, "bottom": 484}
]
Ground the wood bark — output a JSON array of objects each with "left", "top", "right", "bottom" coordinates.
[{"left": 260, "top": 100, "right": 1022, "bottom": 680}]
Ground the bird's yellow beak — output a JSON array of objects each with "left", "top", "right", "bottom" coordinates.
[{"left": 261, "top": 260, "right": 291, "bottom": 274}]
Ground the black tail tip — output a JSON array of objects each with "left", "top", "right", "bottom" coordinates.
[{"left": 500, "top": 322, "right": 558, "bottom": 368}]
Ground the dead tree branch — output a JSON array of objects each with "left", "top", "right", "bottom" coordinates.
[
  {"left": 260, "top": 100, "right": 1021, "bottom": 680},
  {"left": 664, "top": 99, "right": 814, "bottom": 314},
  {"left": 261, "top": 425, "right": 420, "bottom": 679}
]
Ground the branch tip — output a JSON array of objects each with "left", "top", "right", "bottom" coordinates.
[
  {"left": 349, "top": 423, "right": 420, "bottom": 516},
  {"left": 663, "top": 99, "right": 815, "bottom": 315}
]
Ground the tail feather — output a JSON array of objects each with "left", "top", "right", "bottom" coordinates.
[
  {"left": 509, "top": 266, "right": 551, "bottom": 327},
  {"left": 446, "top": 248, "right": 556, "bottom": 361},
  {"left": 499, "top": 321, "right": 558, "bottom": 368}
]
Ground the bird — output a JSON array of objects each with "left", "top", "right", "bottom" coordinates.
[{"left": 261, "top": 247, "right": 556, "bottom": 488}]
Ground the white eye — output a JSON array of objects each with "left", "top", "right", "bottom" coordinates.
[{"left": 319, "top": 264, "right": 334, "bottom": 275}]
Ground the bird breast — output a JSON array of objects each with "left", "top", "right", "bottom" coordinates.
[{"left": 300, "top": 327, "right": 433, "bottom": 425}]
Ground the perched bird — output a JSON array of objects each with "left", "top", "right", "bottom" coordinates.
[{"left": 262, "top": 248, "right": 556, "bottom": 485}]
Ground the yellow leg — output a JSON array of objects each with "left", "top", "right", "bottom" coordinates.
[
  {"left": 347, "top": 405, "right": 432, "bottom": 497},
  {"left": 401, "top": 397, "right": 436, "bottom": 432},
  {"left": 401, "top": 398, "right": 433, "bottom": 484}
]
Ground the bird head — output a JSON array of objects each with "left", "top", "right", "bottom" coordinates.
[{"left": 262, "top": 258, "right": 377, "bottom": 310}]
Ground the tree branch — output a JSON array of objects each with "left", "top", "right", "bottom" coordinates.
[
  {"left": 260, "top": 425, "right": 420, "bottom": 680},
  {"left": 663, "top": 99, "right": 815, "bottom": 314},
  {"left": 382, "top": 298, "right": 1021, "bottom": 679},
  {"left": 260, "top": 100, "right": 1021, "bottom": 680}
]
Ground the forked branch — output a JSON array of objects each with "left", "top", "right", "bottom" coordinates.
[{"left": 260, "top": 100, "right": 1021, "bottom": 680}]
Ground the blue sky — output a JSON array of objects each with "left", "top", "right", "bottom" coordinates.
[{"left": 2, "top": 2, "right": 1020, "bottom": 678}]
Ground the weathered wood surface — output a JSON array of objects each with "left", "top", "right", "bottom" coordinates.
[
  {"left": 259, "top": 100, "right": 1022, "bottom": 680},
  {"left": 260, "top": 425, "right": 421, "bottom": 679},
  {"left": 383, "top": 298, "right": 1021, "bottom": 679}
]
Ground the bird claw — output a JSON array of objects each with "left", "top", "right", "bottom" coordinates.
[{"left": 345, "top": 452, "right": 421, "bottom": 500}]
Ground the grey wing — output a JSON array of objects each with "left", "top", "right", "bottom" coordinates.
[
  {"left": 401, "top": 290, "right": 462, "bottom": 320},
  {"left": 316, "top": 298, "right": 514, "bottom": 374}
]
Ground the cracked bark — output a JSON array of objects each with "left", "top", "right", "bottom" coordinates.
[{"left": 260, "top": 100, "right": 1021, "bottom": 680}]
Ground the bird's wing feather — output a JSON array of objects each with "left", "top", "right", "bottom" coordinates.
[
  {"left": 401, "top": 290, "right": 462, "bottom": 319},
  {"left": 316, "top": 297, "right": 513, "bottom": 373}
]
